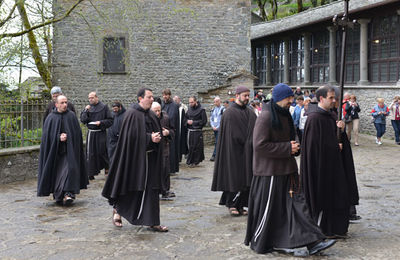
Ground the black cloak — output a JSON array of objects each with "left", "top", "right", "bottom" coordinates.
[
  {"left": 178, "top": 105, "right": 188, "bottom": 159},
  {"left": 211, "top": 103, "right": 257, "bottom": 192},
  {"left": 80, "top": 101, "right": 113, "bottom": 175},
  {"left": 159, "top": 111, "right": 175, "bottom": 191},
  {"left": 300, "top": 105, "right": 350, "bottom": 235},
  {"left": 107, "top": 106, "right": 126, "bottom": 162},
  {"left": 162, "top": 99, "right": 180, "bottom": 173},
  {"left": 102, "top": 103, "right": 164, "bottom": 203},
  {"left": 341, "top": 132, "right": 360, "bottom": 206},
  {"left": 43, "top": 101, "right": 76, "bottom": 124},
  {"left": 185, "top": 103, "right": 207, "bottom": 165},
  {"left": 37, "top": 109, "right": 88, "bottom": 196}
]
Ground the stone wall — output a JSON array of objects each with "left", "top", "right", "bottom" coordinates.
[
  {"left": 258, "top": 84, "right": 400, "bottom": 140},
  {"left": 199, "top": 70, "right": 256, "bottom": 111},
  {"left": 0, "top": 129, "right": 216, "bottom": 184},
  {"left": 0, "top": 146, "right": 40, "bottom": 184},
  {"left": 53, "top": 0, "right": 251, "bottom": 102}
]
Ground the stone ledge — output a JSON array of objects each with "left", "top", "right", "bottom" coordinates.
[{"left": 0, "top": 145, "right": 40, "bottom": 156}]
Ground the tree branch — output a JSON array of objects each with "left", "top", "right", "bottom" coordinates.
[
  {"left": 0, "top": 0, "right": 85, "bottom": 38},
  {"left": 0, "top": 3, "right": 17, "bottom": 28}
]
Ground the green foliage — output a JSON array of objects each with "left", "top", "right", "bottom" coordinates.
[
  {"left": 0, "top": 114, "right": 42, "bottom": 149},
  {"left": 254, "top": 0, "right": 337, "bottom": 21}
]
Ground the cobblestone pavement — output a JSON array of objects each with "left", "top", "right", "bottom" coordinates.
[{"left": 0, "top": 134, "right": 399, "bottom": 259}]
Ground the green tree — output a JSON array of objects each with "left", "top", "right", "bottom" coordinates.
[{"left": 0, "top": 0, "right": 85, "bottom": 90}]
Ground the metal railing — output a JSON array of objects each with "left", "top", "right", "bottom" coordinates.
[{"left": 0, "top": 98, "right": 136, "bottom": 150}]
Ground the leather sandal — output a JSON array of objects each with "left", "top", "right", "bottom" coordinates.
[
  {"left": 112, "top": 209, "right": 122, "bottom": 227},
  {"left": 229, "top": 208, "right": 240, "bottom": 216},
  {"left": 148, "top": 225, "right": 168, "bottom": 232}
]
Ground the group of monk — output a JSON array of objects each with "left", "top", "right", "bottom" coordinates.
[{"left": 37, "top": 83, "right": 360, "bottom": 256}]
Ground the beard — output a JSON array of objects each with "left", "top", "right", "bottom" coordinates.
[{"left": 238, "top": 98, "right": 248, "bottom": 106}]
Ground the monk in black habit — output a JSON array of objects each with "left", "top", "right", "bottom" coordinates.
[
  {"left": 331, "top": 89, "right": 361, "bottom": 221},
  {"left": 102, "top": 88, "right": 168, "bottom": 232},
  {"left": 107, "top": 101, "right": 126, "bottom": 164},
  {"left": 185, "top": 96, "right": 207, "bottom": 166},
  {"left": 80, "top": 92, "right": 113, "bottom": 180},
  {"left": 301, "top": 85, "right": 350, "bottom": 238},
  {"left": 38, "top": 95, "right": 88, "bottom": 205},
  {"left": 211, "top": 86, "right": 256, "bottom": 216},
  {"left": 245, "top": 84, "right": 335, "bottom": 256},
  {"left": 161, "top": 89, "right": 180, "bottom": 175},
  {"left": 152, "top": 102, "right": 176, "bottom": 200}
]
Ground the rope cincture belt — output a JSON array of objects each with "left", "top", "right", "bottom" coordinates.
[{"left": 187, "top": 128, "right": 203, "bottom": 149}]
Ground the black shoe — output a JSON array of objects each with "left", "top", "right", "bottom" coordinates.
[
  {"left": 349, "top": 214, "right": 362, "bottom": 221},
  {"left": 273, "top": 247, "right": 308, "bottom": 257},
  {"left": 89, "top": 176, "right": 95, "bottom": 180},
  {"left": 308, "top": 239, "right": 336, "bottom": 255},
  {"left": 166, "top": 191, "right": 176, "bottom": 198},
  {"left": 63, "top": 195, "right": 74, "bottom": 206},
  {"left": 210, "top": 156, "right": 215, "bottom": 161}
]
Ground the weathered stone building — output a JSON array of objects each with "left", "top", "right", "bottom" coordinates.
[
  {"left": 251, "top": 0, "right": 400, "bottom": 138},
  {"left": 52, "top": 0, "right": 252, "bottom": 108}
]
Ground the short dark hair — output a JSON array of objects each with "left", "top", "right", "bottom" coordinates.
[
  {"left": 162, "top": 89, "right": 171, "bottom": 95},
  {"left": 223, "top": 100, "right": 229, "bottom": 104},
  {"left": 189, "top": 96, "right": 197, "bottom": 102},
  {"left": 316, "top": 85, "right": 336, "bottom": 102},
  {"left": 154, "top": 97, "right": 162, "bottom": 104},
  {"left": 112, "top": 101, "right": 122, "bottom": 107},
  {"left": 137, "top": 88, "right": 153, "bottom": 101},
  {"left": 296, "top": 96, "right": 304, "bottom": 101}
]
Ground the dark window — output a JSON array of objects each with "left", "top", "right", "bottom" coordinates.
[
  {"left": 311, "top": 31, "right": 329, "bottom": 83},
  {"left": 369, "top": 14, "right": 400, "bottom": 83},
  {"left": 336, "top": 25, "right": 360, "bottom": 83},
  {"left": 290, "top": 36, "right": 304, "bottom": 83},
  {"left": 254, "top": 44, "right": 268, "bottom": 85},
  {"left": 271, "top": 41, "right": 284, "bottom": 84},
  {"left": 103, "top": 37, "right": 126, "bottom": 73}
]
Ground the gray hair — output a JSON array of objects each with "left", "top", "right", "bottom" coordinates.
[{"left": 50, "top": 86, "right": 62, "bottom": 95}]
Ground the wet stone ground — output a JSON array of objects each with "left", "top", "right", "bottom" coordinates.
[{"left": 0, "top": 133, "right": 399, "bottom": 259}]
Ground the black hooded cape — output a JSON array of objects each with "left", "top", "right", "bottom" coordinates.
[
  {"left": 80, "top": 101, "right": 113, "bottom": 176},
  {"left": 211, "top": 103, "right": 257, "bottom": 192},
  {"left": 185, "top": 103, "right": 207, "bottom": 165},
  {"left": 102, "top": 103, "right": 164, "bottom": 203},
  {"left": 162, "top": 99, "right": 180, "bottom": 173},
  {"left": 107, "top": 106, "right": 126, "bottom": 162},
  {"left": 300, "top": 105, "right": 350, "bottom": 234},
  {"left": 37, "top": 110, "right": 88, "bottom": 196}
]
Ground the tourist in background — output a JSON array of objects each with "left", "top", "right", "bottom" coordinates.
[
  {"left": 345, "top": 95, "right": 361, "bottom": 146},
  {"left": 299, "top": 99, "right": 311, "bottom": 137},
  {"left": 210, "top": 96, "right": 224, "bottom": 161},
  {"left": 371, "top": 98, "right": 389, "bottom": 145},
  {"left": 389, "top": 96, "right": 400, "bottom": 145},
  {"left": 292, "top": 96, "right": 304, "bottom": 142}
]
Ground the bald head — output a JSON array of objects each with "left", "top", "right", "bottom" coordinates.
[
  {"left": 214, "top": 96, "right": 221, "bottom": 107},
  {"left": 173, "top": 95, "right": 181, "bottom": 105},
  {"left": 56, "top": 95, "right": 68, "bottom": 113},
  {"left": 88, "top": 92, "right": 99, "bottom": 105}
]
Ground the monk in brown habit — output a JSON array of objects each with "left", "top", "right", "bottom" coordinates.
[
  {"left": 211, "top": 85, "right": 256, "bottom": 216},
  {"left": 245, "top": 83, "right": 335, "bottom": 256}
]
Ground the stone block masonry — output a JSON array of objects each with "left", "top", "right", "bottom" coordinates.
[
  {"left": 52, "top": 0, "right": 251, "bottom": 102},
  {"left": 0, "top": 146, "right": 40, "bottom": 184}
]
